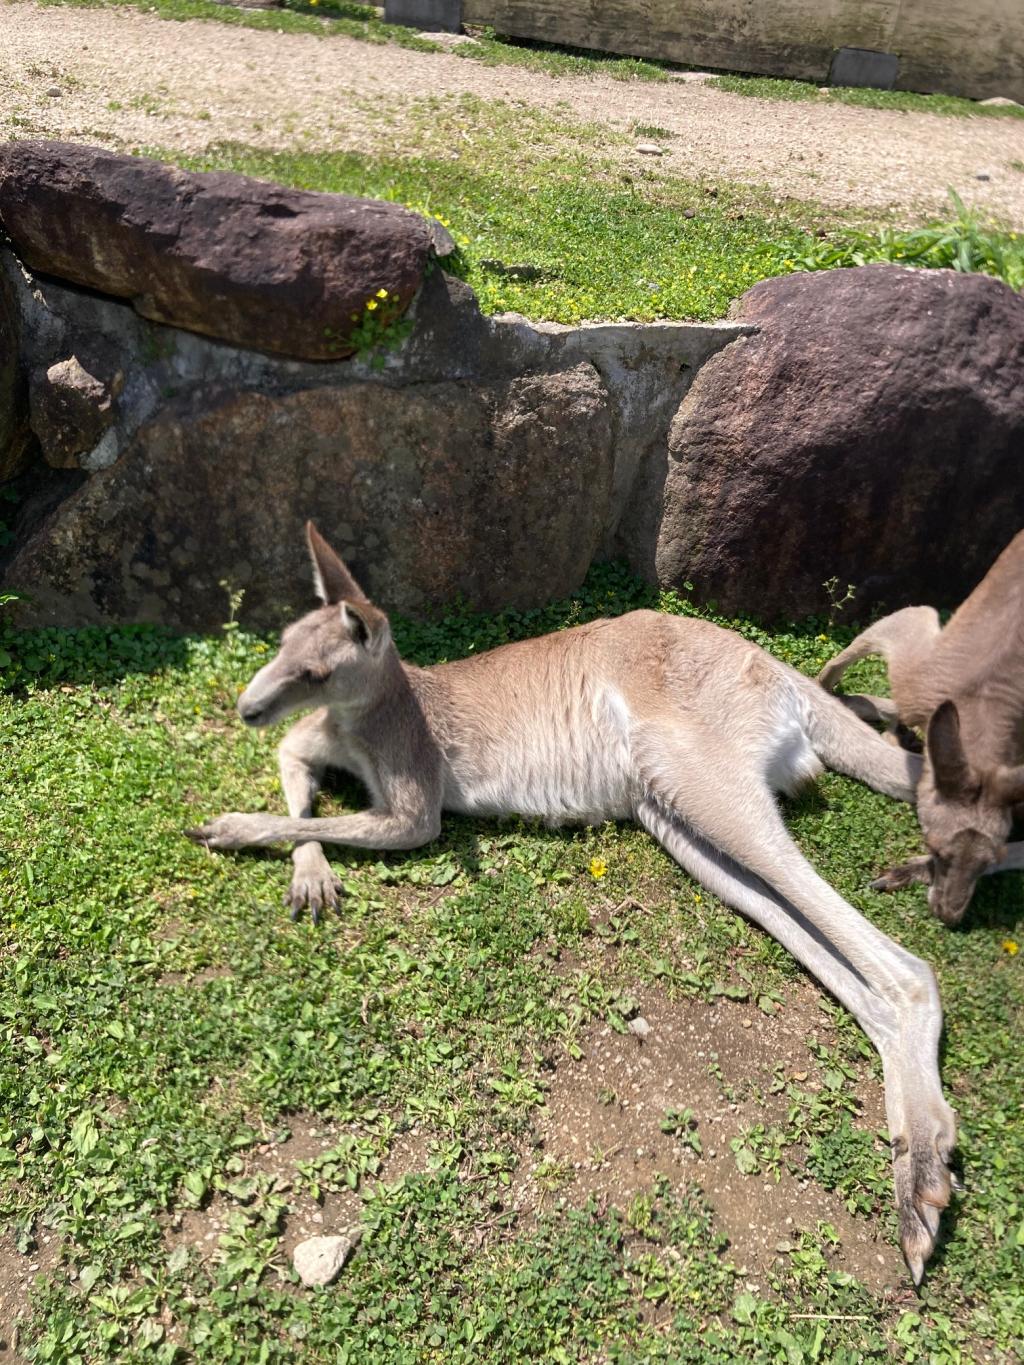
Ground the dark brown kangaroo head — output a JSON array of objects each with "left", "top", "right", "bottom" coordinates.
[
  {"left": 236, "top": 522, "right": 392, "bottom": 728},
  {"left": 916, "top": 700, "right": 1023, "bottom": 925}
]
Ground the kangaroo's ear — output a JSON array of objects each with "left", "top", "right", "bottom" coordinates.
[
  {"left": 340, "top": 599, "right": 389, "bottom": 652},
  {"left": 990, "top": 763, "right": 1024, "bottom": 807},
  {"left": 306, "top": 521, "right": 367, "bottom": 605},
  {"left": 927, "top": 700, "right": 978, "bottom": 800}
]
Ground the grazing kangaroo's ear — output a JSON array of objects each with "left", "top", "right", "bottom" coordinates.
[
  {"left": 340, "top": 599, "right": 389, "bottom": 651},
  {"left": 927, "top": 700, "right": 978, "bottom": 800},
  {"left": 990, "top": 763, "right": 1024, "bottom": 807},
  {"left": 306, "top": 521, "right": 368, "bottom": 605}
]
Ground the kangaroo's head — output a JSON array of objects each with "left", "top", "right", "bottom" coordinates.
[
  {"left": 915, "top": 700, "right": 1023, "bottom": 925},
  {"left": 237, "top": 522, "right": 394, "bottom": 728}
]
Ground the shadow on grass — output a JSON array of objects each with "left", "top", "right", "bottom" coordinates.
[{"left": 0, "top": 621, "right": 197, "bottom": 693}]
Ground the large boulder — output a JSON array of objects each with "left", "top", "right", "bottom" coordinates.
[
  {"left": 0, "top": 141, "right": 444, "bottom": 361},
  {"left": 4, "top": 364, "right": 614, "bottom": 629},
  {"left": 657, "top": 266, "right": 1024, "bottom": 620}
]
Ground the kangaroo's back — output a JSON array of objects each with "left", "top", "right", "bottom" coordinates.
[{"left": 932, "top": 530, "right": 1024, "bottom": 698}]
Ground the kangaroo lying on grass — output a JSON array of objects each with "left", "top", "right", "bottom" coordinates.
[
  {"left": 819, "top": 529, "right": 1024, "bottom": 927},
  {"left": 189, "top": 523, "right": 955, "bottom": 1281}
]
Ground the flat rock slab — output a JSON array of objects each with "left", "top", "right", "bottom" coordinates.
[
  {"left": 658, "top": 265, "right": 1024, "bottom": 620},
  {"left": 0, "top": 141, "right": 442, "bottom": 360},
  {"left": 292, "top": 1230, "right": 363, "bottom": 1288}
]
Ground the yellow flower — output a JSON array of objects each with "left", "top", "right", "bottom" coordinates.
[
  {"left": 817, "top": 633, "right": 828, "bottom": 642},
  {"left": 589, "top": 856, "right": 607, "bottom": 880},
  {"left": 376, "top": 288, "right": 388, "bottom": 299},
  {"left": 1002, "top": 939, "right": 1019, "bottom": 956},
  {"left": 366, "top": 299, "right": 378, "bottom": 311}
]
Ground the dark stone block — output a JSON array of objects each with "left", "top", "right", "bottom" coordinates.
[
  {"left": 829, "top": 47, "right": 900, "bottom": 90},
  {"left": 384, "top": 0, "right": 461, "bottom": 34}
]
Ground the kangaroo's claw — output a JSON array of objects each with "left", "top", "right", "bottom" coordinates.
[
  {"left": 871, "top": 855, "right": 934, "bottom": 892},
  {"left": 284, "top": 868, "right": 344, "bottom": 925}
]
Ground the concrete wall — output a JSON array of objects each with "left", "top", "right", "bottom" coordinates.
[{"left": 462, "top": 0, "right": 1024, "bottom": 102}]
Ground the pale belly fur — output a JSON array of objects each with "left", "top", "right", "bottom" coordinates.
[{"left": 442, "top": 683, "right": 635, "bottom": 826}]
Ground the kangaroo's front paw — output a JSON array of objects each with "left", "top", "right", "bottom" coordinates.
[
  {"left": 186, "top": 813, "right": 261, "bottom": 850},
  {"left": 871, "top": 856, "right": 934, "bottom": 892},
  {"left": 285, "top": 868, "right": 344, "bottom": 925}
]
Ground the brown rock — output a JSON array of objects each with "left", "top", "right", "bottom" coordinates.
[
  {"left": 0, "top": 263, "right": 32, "bottom": 480},
  {"left": 0, "top": 141, "right": 442, "bottom": 361},
  {"left": 30, "top": 356, "right": 117, "bottom": 469},
  {"left": 4, "top": 363, "right": 613, "bottom": 628},
  {"left": 657, "top": 266, "right": 1024, "bottom": 620}
]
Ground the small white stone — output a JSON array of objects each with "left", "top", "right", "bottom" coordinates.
[
  {"left": 628, "top": 1016, "right": 651, "bottom": 1038},
  {"left": 636, "top": 142, "right": 666, "bottom": 156},
  {"left": 293, "top": 1230, "right": 363, "bottom": 1288}
]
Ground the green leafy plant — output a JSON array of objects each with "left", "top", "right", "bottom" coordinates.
[
  {"left": 779, "top": 190, "right": 1024, "bottom": 291},
  {"left": 659, "top": 1105, "right": 703, "bottom": 1155}
]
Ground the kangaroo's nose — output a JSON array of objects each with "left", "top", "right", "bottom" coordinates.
[{"left": 237, "top": 693, "right": 266, "bottom": 726}]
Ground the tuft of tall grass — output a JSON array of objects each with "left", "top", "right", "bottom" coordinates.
[{"left": 779, "top": 192, "right": 1024, "bottom": 291}]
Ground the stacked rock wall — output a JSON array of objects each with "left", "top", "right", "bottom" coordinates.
[{"left": 2, "top": 140, "right": 1023, "bottom": 630}]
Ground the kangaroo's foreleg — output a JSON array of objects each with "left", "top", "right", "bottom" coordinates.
[
  {"left": 187, "top": 807, "right": 440, "bottom": 852},
  {"left": 817, "top": 606, "right": 941, "bottom": 703},
  {"left": 634, "top": 734, "right": 954, "bottom": 1284},
  {"left": 278, "top": 719, "right": 344, "bottom": 923},
  {"left": 875, "top": 839, "right": 1024, "bottom": 894}
]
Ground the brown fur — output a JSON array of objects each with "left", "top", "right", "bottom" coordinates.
[{"left": 819, "top": 529, "right": 1024, "bottom": 924}]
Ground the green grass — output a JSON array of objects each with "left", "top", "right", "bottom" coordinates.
[
  {"left": 2, "top": 566, "right": 1023, "bottom": 1362},
  {"left": 455, "top": 28, "right": 672, "bottom": 82},
  {"left": 177, "top": 134, "right": 813, "bottom": 323},
  {"left": 710, "top": 73, "right": 1024, "bottom": 119},
  {"left": 789, "top": 191, "right": 1024, "bottom": 291},
  {"left": 173, "top": 139, "right": 1024, "bottom": 323}
]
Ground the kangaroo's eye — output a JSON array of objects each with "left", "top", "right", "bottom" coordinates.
[{"left": 301, "top": 669, "right": 329, "bottom": 686}]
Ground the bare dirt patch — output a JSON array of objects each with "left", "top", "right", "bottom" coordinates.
[
  {"left": 0, "top": 1230, "right": 59, "bottom": 1365},
  {"left": 1, "top": 3, "right": 1023, "bottom": 221},
  {"left": 510, "top": 982, "right": 905, "bottom": 1292}
]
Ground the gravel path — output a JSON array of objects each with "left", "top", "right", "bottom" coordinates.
[{"left": 1, "top": 2, "right": 1023, "bottom": 222}]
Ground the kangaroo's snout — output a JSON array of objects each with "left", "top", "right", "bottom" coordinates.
[
  {"left": 237, "top": 661, "right": 285, "bottom": 727},
  {"left": 237, "top": 693, "right": 270, "bottom": 727}
]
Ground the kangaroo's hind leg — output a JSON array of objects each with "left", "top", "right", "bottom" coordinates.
[{"left": 632, "top": 723, "right": 954, "bottom": 1284}]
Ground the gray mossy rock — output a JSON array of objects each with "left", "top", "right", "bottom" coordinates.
[
  {"left": 4, "top": 363, "right": 614, "bottom": 629},
  {"left": 0, "top": 141, "right": 446, "bottom": 361},
  {"left": 657, "top": 265, "right": 1024, "bottom": 621},
  {"left": 30, "top": 356, "right": 119, "bottom": 469},
  {"left": 292, "top": 1230, "right": 363, "bottom": 1288}
]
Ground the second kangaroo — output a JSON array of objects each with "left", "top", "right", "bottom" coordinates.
[{"left": 819, "top": 528, "right": 1024, "bottom": 926}]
